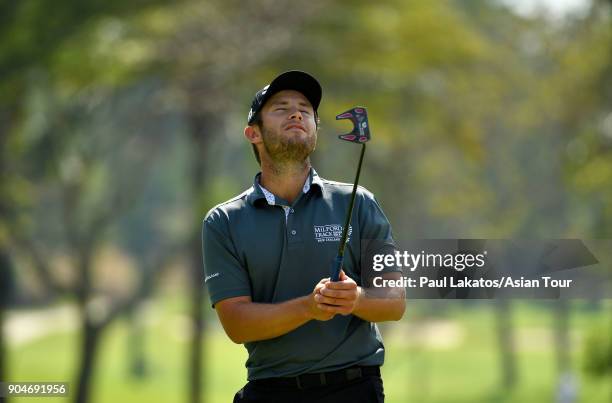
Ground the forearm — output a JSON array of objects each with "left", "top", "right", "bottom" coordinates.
[
  {"left": 353, "top": 287, "right": 406, "bottom": 322},
  {"left": 219, "top": 296, "right": 312, "bottom": 344}
]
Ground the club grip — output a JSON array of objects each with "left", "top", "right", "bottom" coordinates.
[{"left": 330, "top": 255, "right": 343, "bottom": 282}]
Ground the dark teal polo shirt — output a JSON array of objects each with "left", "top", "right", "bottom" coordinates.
[{"left": 202, "top": 168, "right": 398, "bottom": 380}]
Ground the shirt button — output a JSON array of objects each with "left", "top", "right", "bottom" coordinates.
[{"left": 291, "top": 230, "right": 297, "bottom": 235}]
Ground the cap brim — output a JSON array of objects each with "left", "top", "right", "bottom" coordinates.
[{"left": 263, "top": 70, "right": 322, "bottom": 111}]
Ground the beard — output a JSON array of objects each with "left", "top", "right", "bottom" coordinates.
[{"left": 260, "top": 123, "right": 317, "bottom": 164}]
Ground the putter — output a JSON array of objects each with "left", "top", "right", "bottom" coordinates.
[{"left": 330, "top": 107, "right": 371, "bottom": 282}]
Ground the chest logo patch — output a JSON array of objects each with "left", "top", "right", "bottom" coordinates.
[{"left": 313, "top": 224, "right": 352, "bottom": 243}]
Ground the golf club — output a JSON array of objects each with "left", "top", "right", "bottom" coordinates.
[{"left": 330, "top": 106, "right": 371, "bottom": 282}]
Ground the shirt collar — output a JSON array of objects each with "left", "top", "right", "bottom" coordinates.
[
  {"left": 310, "top": 168, "right": 325, "bottom": 194},
  {"left": 246, "top": 167, "right": 324, "bottom": 206}
]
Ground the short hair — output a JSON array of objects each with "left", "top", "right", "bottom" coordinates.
[{"left": 249, "top": 112, "right": 320, "bottom": 166}]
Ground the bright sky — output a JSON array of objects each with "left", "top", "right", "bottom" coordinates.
[{"left": 500, "top": 0, "right": 590, "bottom": 18}]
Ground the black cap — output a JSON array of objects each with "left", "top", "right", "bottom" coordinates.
[{"left": 247, "top": 70, "right": 322, "bottom": 125}]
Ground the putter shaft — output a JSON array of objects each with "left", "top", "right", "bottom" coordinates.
[{"left": 330, "top": 143, "right": 367, "bottom": 281}]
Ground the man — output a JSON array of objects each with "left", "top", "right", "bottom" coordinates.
[{"left": 202, "top": 70, "right": 405, "bottom": 403}]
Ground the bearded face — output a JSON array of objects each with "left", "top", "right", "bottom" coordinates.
[
  {"left": 257, "top": 90, "right": 318, "bottom": 164},
  {"left": 260, "top": 120, "right": 317, "bottom": 163}
]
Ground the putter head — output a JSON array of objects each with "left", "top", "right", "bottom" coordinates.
[{"left": 336, "top": 107, "right": 370, "bottom": 143}]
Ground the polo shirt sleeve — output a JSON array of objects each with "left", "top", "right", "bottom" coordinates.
[
  {"left": 357, "top": 189, "right": 403, "bottom": 278},
  {"left": 202, "top": 209, "right": 252, "bottom": 308},
  {"left": 357, "top": 188, "right": 396, "bottom": 243}
]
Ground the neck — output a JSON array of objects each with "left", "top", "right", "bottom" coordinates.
[{"left": 260, "top": 158, "right": 311, "bottom": 204}]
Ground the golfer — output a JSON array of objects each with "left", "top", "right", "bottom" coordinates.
[{"left": 202, "top": 70, "right": 405, "bottom": 403}]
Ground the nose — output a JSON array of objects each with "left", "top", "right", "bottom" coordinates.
[{"left": 288, "top": 107, "right": 304, "bottom": 121}]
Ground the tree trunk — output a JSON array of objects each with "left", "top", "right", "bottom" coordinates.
[
  {"left": 188, "top": 157, "right": 207, "bottom": 403},
  {"left": 554, "top": 300, "right": 570, "bottom": 373},
  {"left": 0, "top": 249, "right": 15, "bottom": 399},
  {"left": 189, "top": 242, "right": 205, "bottom": 403},
  {"left": 495, "top": 299, "right": 516, "bottom": 389},
  {"left": 127, "top": 306, "right": 147, "bottom": 379},
  {"left": 1, "top": 110, "right": 14, "bottom": 403},
  {"left": 72, "top": 250, "right": 102, "bottom": 403},
  {"left": 553, "top": 300, "right": 578, "bottom": 403},
  {"left": 609, "top": 303, "right": 612, "bottom": 400},
  {"left": 74, "top": 317, "right": 101, "bottom": 403},
  {"left": 186, "top": 97, "right": 214, "bottom": 403},
  {"left": 0, "top": 304, "right": 5, "bottom": 402}
]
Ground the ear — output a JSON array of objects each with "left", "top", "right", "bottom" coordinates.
[{"left": 244, "top": 125, "right": 262, "bottom": 145}]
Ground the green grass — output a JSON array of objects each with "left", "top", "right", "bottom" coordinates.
[{"left": 5, "top": 299, "right": 611, "bottom": 403}]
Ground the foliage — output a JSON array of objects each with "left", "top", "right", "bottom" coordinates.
[
  {"left": 583, "top": 322, "right": 612, "bottom": 376},
  {"left": 2, "top": 1, "right": 612, "bottom": 402}
]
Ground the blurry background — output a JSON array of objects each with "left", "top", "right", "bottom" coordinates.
[{"left": 1, "top": 0, "right": 611, "bottom": 402}]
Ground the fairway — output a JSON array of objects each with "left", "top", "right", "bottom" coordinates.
[{"left": 5, "top": 298, "right": 611, "bottom": 402}]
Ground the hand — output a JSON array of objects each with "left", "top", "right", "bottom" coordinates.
[
  {"left": 315, "top": 270, "right": 362, "bottom": 316},
  {"left": 307, "top": 277, "right": 337, "bottom": 321}
]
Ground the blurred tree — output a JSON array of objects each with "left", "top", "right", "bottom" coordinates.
[
  {"left": 137, "top": 1, "right": 325, "bottom": 401},
  {"left": 0, "top": 112, "right": 10, "bottom": 387},
  {"left": 0, "top": 2, "right": 186, "bottom": 402},
  {"left": 548, "top": 3, "right": 612, "bottom": 401},
  {"left": 583, "top": 321, "right": 612, "bottom": 376},
  {"left": 0, "top": 0, "right": 175, "bottom": 154},
  {"left": 0, "top": 250, "right": 16, "bottom": 389},
  {"left": 14, "top": 79, "right": 175, "bottom": 403}
]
